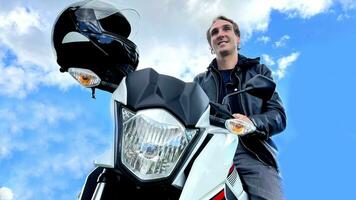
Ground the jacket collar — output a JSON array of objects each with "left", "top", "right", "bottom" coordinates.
[{"left": 208, "top": 54, "right": 260, "bottom": 71}]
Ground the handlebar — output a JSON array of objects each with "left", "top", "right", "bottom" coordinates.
[{"left": 209, "top": 102, "right": 232, "bottom": 128}]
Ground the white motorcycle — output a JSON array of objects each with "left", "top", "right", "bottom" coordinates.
[
  {"left": 68, "top": 67, "right": 275, "bottom": 200},
  {"left": 51, "top": 1, "right": 276, "bottom": 199}
]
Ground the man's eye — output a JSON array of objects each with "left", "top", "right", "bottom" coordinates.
[
  {"left": 224, "top": 26, "right": 232, "bottom": 31},
  {"left": 211, "top": 30, "right": 218, "bottom": 36}
]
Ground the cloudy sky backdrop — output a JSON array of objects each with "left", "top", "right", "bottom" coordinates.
[{"left": 1, "top": 0, "right": 356, "bottom": 199}]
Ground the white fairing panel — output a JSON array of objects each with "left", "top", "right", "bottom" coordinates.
[
  {"left": 179, "top": 127, "right": 238, "bottom": 200},
  {"left": 111, "top": 77, "right": 127, "bottom": 105},
  {"left": 195, "top": 105, "right": 210, "bottom": 128},
  {"left": 94, "top": 78, "right": 127, "bottom": 168},
  {"left": 226, "top": 167, "right": 249, "bottom": 200},
  {"left": 94, "top": 148, "right": 115, "bottom": 168},
  {"left": 172, "top": 106, "right": 210, "bottom": 188}
]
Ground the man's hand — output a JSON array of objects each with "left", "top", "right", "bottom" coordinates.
[
  {"left": 232, "top": 113, "right": 253, "bottom": 125},
  {"left": 225, "top": 113, "right": 256, "bottom": 136}
]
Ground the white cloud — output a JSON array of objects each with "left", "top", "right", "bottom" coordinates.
[
  {"left": 337, "top": 13, "right": 351, "bottom": 20},
  {"left": 262, "top": 54, "right": 276, "bottom": 66},
  {"left": 185, "top": 0, "right": 273, "bottom": 39},
  {"left": 138, "top": 42, "right": 212, "bottom": 82},
  {"left": 187, "top": 0, "right": 224, "bottom": 19},
  {"left": 0, "top": 98, "right": 111, "bottom": 199},
  {"left": 0, "top": 45, "right": 75, "bottom": 98},
  {"left": 0, "top": 6, "right": 52, "bottom": 68},
  {"left": 274, "top": 35, "right": 291, "bottom": 48},
  {"left": 0, "top": 187, "right": 13, "bottom": 200},
  {"left": 0, "top": 64, "right": 40, "bottom": 98},
  {"left": 0, "top": 138, "right": 11, "bottom": 158},
  {"left": 274, "top": 52, "right": 301, "bottom": 79},
  {"left": 257, "top": 36, "right": 271, "bottom": 44},
  {"left": 271, "top": 0, "right": 334, "bottom": 18},
  {"left": 0, "top": 7, "right": 42, "bottom": 34},
  {"left": 0, "top": 0, "right": 346, "bottom": 98},
  {"left": 338, "top": 0, "right": 356, "bottom": 10},
  {"left": 0, "top": 1, "right": 78, "bottom": 98},
  {"left": 184, "top": 0, "right": 335, "bottom": 39},
  {"left": 0, "top": 101, "right": 81, "bottom": 158},
  {"left": 5, "top": 140, "right": 104, "bottom": 199},
  {"left": 0, "top": 146, "right": 10, "bottom": 158},
  {"left": 262, "top": 52, "right": 300, "bottom": 79}
]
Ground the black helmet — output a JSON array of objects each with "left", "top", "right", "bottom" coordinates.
[{"left": 52, "top": 0, "right": 139, "bottom": 92}]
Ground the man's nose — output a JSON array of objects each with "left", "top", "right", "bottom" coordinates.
[
  {"left": 217, "top": 30, "right": 226, "bottom": 39},
  {"left": 217, "top": 33, "right": 224, "bottom": 40}
]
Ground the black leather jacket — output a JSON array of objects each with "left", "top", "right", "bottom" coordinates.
[{"left": 194, "top": 54, "right": 287, "bottom": 169}]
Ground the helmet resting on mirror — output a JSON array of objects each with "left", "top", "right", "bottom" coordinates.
[{"left": 52, "top": 0, "right": 139, "bottom": 92}]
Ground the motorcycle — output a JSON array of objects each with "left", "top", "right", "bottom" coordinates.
[
  {"left": 51, "top": 1, "right": 276, "bottom": 199},
  {"left": 68, "top": 67, "right": 275, "bottom": 200}
]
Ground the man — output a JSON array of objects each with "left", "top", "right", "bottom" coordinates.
[{"left": 194, "top": 16, "right": 287, "bottom": 200}]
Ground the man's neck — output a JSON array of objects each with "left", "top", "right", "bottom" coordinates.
[{"left": 216, "top": 52, "right": 238, "bottom": 70}]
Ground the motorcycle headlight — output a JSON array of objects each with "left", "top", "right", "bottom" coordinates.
[{"left": 121, "top": 107, "right": 198, "bottom": 180}]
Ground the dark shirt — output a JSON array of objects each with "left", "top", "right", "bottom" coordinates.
[
  {"left": 218, "top": 68, "right": 245, "bottom": 115},
  {"left": 219, "top": 69, "right": 233, "bottom": 100}
]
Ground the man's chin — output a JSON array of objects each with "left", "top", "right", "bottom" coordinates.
[{"left": 218, "top": 49, "right": 231, "bottom": 57}]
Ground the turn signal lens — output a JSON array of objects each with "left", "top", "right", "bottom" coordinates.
[
  {"left": 68, "top": 68, "right": 101, "bottom": 87},
  {"left": 225, "top": 118, "right": 256, "bottom": 136}
]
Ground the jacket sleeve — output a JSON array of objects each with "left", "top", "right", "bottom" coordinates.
[
  {"left": 248, "top": 64, "right": 287, "bottom": 139},
  {"left": 193, "top": 73, "right": 203, "bottom": 84}
]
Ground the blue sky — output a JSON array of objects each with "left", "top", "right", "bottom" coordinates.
[{"left": 1, "top": 0, "right": 356, "bottom": 199}]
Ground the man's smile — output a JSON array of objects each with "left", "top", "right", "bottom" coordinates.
[{"left": 217, "top": 40, "right": 228, "bottom": 46}]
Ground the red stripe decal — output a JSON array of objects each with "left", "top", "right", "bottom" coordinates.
[
  {"left": 228, "top": 164, "right": 235, "bottom": 175},
  {"left": 211, "top": 189, "right": 225, "bottom": 200}
]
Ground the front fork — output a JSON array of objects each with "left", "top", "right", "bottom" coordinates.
[
  {"left": 78, "top": 168, "right": 120, "bottom": 200},
  {"left": 91, "top": 169, "right": 120, "bottom": 200}
]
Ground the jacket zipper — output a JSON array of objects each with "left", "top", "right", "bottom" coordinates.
[
  {"left": 210, "top": 67, "right": 221, "bottom": 103},
  {"left": 234, "top": 70, "right": 271, "bottom": 167},
  {"left": 239, "top": 138, "right": 271, "bottom": 166}
]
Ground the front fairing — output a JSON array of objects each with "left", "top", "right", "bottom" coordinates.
[
  {"left": 91, "top": 68, "right": 244, "bottom": 199},
  {"left": 103, "top": 68, "right": 210, "bottom": 185}
]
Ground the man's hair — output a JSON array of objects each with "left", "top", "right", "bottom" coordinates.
[{"left": 206, "top": 15, "right": 240, "bottom": 46}]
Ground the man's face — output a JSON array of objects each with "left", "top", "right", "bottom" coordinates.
[{"left": 209, "top": 19, "right": 240, "bottom": 57}]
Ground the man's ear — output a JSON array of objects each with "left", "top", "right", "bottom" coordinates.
[{"left": 236, "top": 35, "right": 241, "bottom": 50}]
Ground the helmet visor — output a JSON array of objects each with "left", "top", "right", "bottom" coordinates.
[{"left": 74, "top": 0, "right": 140, "bottom": 39}]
